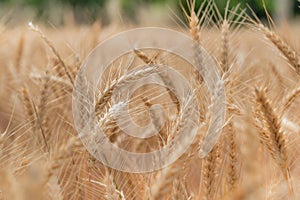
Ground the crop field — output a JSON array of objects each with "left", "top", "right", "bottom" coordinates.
[{"left": 0, "top": 0, "right": 300, "bottom": 199}]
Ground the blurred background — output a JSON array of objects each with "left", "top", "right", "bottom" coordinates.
[{"left": 0, "top": 0, "right": 299, "bottom": 26}]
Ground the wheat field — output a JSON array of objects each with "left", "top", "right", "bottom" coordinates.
[{"left": 1, "top": 0, "right": 300, "bottom": 199}]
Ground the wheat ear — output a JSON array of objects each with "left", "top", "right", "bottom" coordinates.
[
  {"left": 95, "top": 65, "right": 157, "bottom": 117},
  {"left": 254, "top": 87, "right": 294, "bottom": 196},
  {"left": 257, "top": 24, "right": 300, "bottom": 76},
  {"left": 21, "top": 86, "right": 35, "bottom": 128},
  {"left": 21, "top": 86, "right": 49, "bottom": 149},
  {"left": 182, "top": 0, "right": 205, "bottom": 85},
  {"left": 202, "top": 142, "right": 221, "bottom": 200},
  {"left": 28, "top": 22, "right": 74, "bottom": 84},
  {"left": 37, "top": 70, "right": 51, "bottom": 138},
  {"left": 220, "top": 20, "right": 230, "bottom": 75},
  {"left": 189, "top": 9, "right": 201, "bottom": 44},
  {"left": 227, "top": 121, "right": 238, "bottom": 191},
  {"left": 134, "top": 49, "right": 180, "bottom": 112}
]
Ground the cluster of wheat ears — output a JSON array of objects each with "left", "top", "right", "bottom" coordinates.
[{"left": 0, "top": 0, "right": 300, "bottom": 199}]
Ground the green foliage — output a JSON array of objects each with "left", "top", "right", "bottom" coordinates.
[
  {"left": 0, "top": 0, "right": 298, "bottom": 23},
  {"left": 58, "top": 0, "right": 107, "bottom": 8},
  {"left": 180, "top": 0, "right": 275, "bottom": 21}
]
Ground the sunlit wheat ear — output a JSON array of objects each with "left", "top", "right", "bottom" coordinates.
[
  {"left": 133, "top": 49, "right": 157, "bottom": 64},
  {"left": 260, "top": 24, "right": 300, "bottom": 75},
  {"left": 245, "top": 9, "right": 300, "bottom": 76},
  {"left": 95, "top": 65, "right": 158, "bottom": 118},
  {"left": 28, "top": 22, "right": 74, "bottom": 84},
  {"left": 21, "top": 86, "right": 37, "bottom": 131},
  {"left": 37, "top": 69, "right": 51, "bottom": 137},
  {"left": 226, "top": 121, "right": 239, "bottom": 191},
  {"left": 202, "top": 141, "right": 221, "bottom": 200},
  {"left": 213, "top": 1, "right": 246, "bottom": 77},
  {"left": 181, "top": 0, "right": 214, "bottom": 85},
  {"left": 254, "top": 87, "right": 294, "bottom": 196},
  {"left": 97, "top": 102, "right": 124, "bottom": 145},
  {"left": 219, "top": 19, "right": 230, "bottom": 74},
  {"left": 181, "top": 0, "right": 200, "bottom": 44},
  {"left": 133, "top": 49, "right": 180, "bottom": 112},
  {"left": 211, "top": 3, "right": 246, "bottom": 194},
  {"left": 167, "top": 89, "right": 197, "bottom": 143},
  {"left": 182, "top": 0, "right": 216, "bottom": 43}
]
